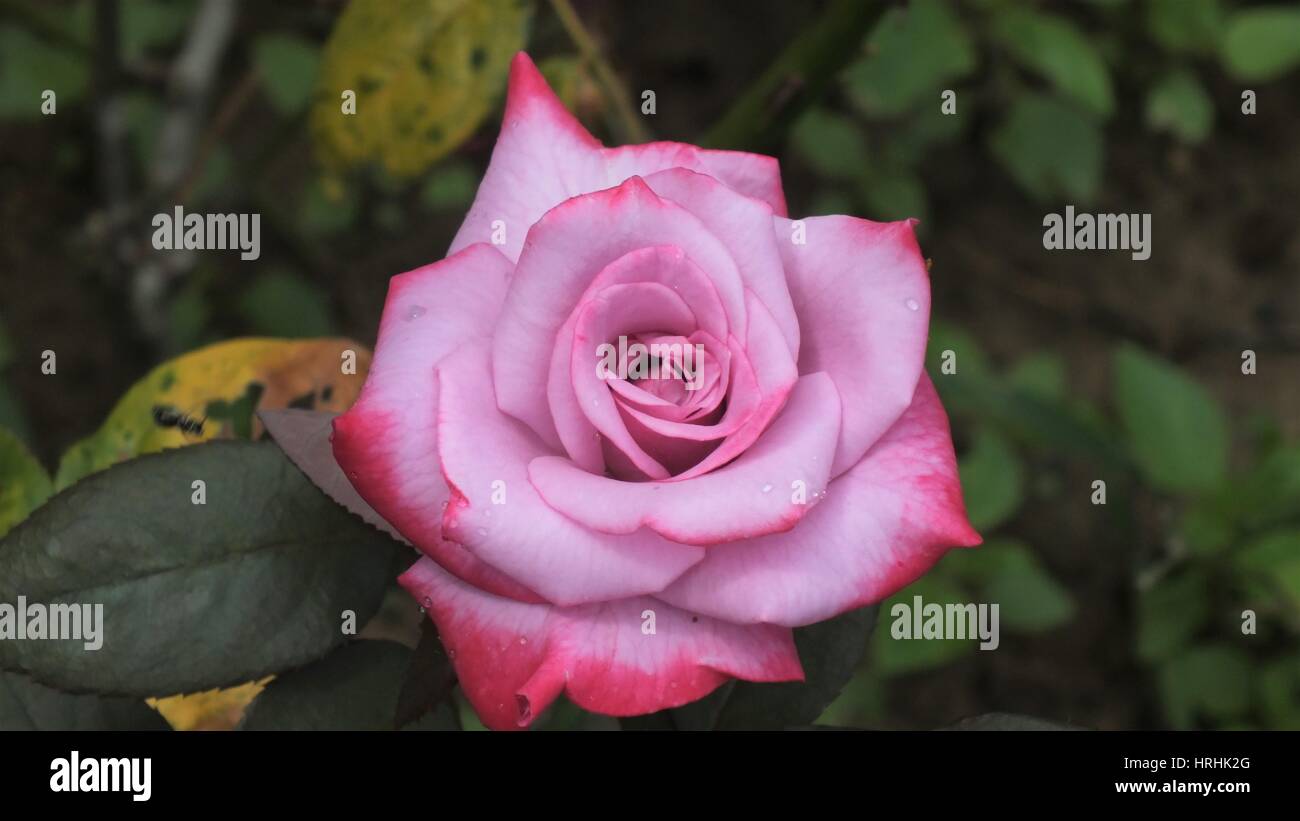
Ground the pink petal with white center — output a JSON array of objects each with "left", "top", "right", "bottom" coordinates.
[
  {"left": 643, "top": 167, "right": 799, "bottom": 356},
  {"left": 493, "top": 177, "right": 747, "bottom": 448},
  {"left": 436, "top": 342, "right": 704, "bottom": 606},
  {"left": 528, "top": 372, "right": 841, "bottom": 546},
  {"left": 657, "top": 375, "right": 982, "bottom": 627},
  {"left": 400, "top": 557, "right": 803, "bottom": 731}
]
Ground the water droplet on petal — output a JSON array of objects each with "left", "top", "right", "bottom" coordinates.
[
  {"left": 405, "top": 304, "right": 426, "bottom": 321},
  {"left": 904, "top": 298, "right": 920, "bottom": 312},
  {"left": 762, "top": 484, "right": 773, "bottom": 493}
]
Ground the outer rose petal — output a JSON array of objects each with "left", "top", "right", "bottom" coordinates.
[
  {"left": 436, "top": 342, "right": 705, "bottom": 606},
  {"left": 400, "top": 557, "right": 804, "bottom": 730},
  {"left": 332, "top": 244, "right": 540, "bottom": 602},
  {"left": 657, "top": 375, "right": 982, "bottom": 627},
  {"left": 449, "top": 53, "right": 787, "bottom": 263},
  {"left": 528, "top": 372, "right": 841, "bottom": 545},
  {"left": 775, "top": 215, "right": 932, "bottom": 477}
]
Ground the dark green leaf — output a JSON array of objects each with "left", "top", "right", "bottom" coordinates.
[
  {"left": 393, "top": 619, "right": 456, "bottom": 729},
  {"left": 874, "top": 574, "right": 975, "bottom": 675},
  {"left": 0, "top": 671, "right": 170, "bottom": 730},
  {"left": 681, "top": 606, "right": 878, "bottom": 729},
  {"left": 241, "top": 639, "right": 458, "bottom": 730},
  {"left": 790, "top": 108, "right": 869, "bottom": 180},
  {"left": 945, "top": 712, "right": 1079, "bottom": 730},
  {"left": 0, "top": 441, "right": 403, "bottom": 696},
  {"left": 239, "top": 270, "right": 335, "bottom": 338}
]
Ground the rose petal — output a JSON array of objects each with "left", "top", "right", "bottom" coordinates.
[
  {"left": 332, "top": 243, "right": 540, "bottom": 602},
  {"left": 494, "top": 177, "right": 747, "bottom": 448},
  {"left": 643, "top": 168, "right": 799, "bottom": 357},
  {"left": 657, "top": 375, "right": 982, "bottom": 627},
  {"left": 436, "top": 342, "right": 705, "bottom": 606},
  {"left": 449, "top": 53, "right": 787, "bottom": 263},
  {"left": 775, "top": 215, "right": 932, "bottom": 477},
  {"left": 605, "top": 142, "right": 788, "bottom": 217},
  {"left": 528, "top": 372, "right": 841, "bottom": 546},
  {"left": 400, "top": 557, "right": 803, "bottom": 730}
]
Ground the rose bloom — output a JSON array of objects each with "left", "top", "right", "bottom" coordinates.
[{"left": 334, "top": 53, "right": 980, "bottom": 730}]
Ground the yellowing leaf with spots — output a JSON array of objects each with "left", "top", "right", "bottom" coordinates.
[
  {"left": 55, "top": 338, "right": 371, "bottom": 490},
  {"left": 51, "top": 337, "right": 371, "bottom": 729},
  {"left": 311, "top": 0, "right": 533, "bottom": 179}
]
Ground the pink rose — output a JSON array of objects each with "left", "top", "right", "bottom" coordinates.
[{"left": 333, "top": 53, "right": 979, "bottom": 730}]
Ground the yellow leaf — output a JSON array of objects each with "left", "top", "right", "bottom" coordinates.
[
  {"left": 311, "top": 0, "right": 533, "bottom": 179},
  {"left": 149, "top": 679, "right": 271, "bottom": 731},
  {"left": 55, "top": 337, "right": 371, "bottom": 489}
]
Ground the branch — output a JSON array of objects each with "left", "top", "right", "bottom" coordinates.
[
  {"left": 548, "top": 0, "right": 650, "bottom": 143},
  {"left": 700, "top": 0, "right": 884, "bottom": 152}
]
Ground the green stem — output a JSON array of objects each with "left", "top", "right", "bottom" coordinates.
[
  {"left": 701, "top": 0, "right": 883, "bottom": 152},
  {"left": 548, "top": 0, "right": 651, "bottom": 143}
]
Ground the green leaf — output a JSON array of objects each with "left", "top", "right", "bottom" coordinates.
[
  {"left": 1137, "top": 570, "right": 1210, "bottom": 663},
  {"left": 311, "top": 0, "right": 533, "bottom": 179},
  {"left": 0, "top": 441, "right": 403, "bottom": 696},
  {"left": 239, "top": 270, "right": 335, "bottom": 338},
  {"left": 0, "top": 25, "right": 89, "bottom": 120},
  {"left": 121, "top": 0, "right": 192, "bottom": 60},
  {"left": 0, "top": 426, "right": 52, "bottom": 539},
  {"left": 944, "top": 712, "right": 1078, "bottom": 730},
  {"left": 858, "top": 168, "right": 928, "bottom": 224},
  {"left": 843, "top": 0, "right": 976, "bottom": 118},
  {"left": 253, "top": 33, "right": 322, "bottom": 115},
  {"left": 1158, "top": 645, "right": 1252, "bottom": 728},
  {"left": 790, "top": 108, "right": 869, "bottom": 180},
  {"left": 1146, "top": 0, "right": 1224, "bottom": 54},
  {"left": 944, "top": 539, "right": 1075, "bottom": 632},
  {"left": 958, "top": 428, "right": 1024, "bottom": 531},
  {"left": 1113, "top": 344, "right": 1228, "bottom": 494},
  {"left": 0, "top": 671, "right": 170, "bottom": 730},
  {"left": 1146, "top": 69, "right": 1214, "bottom": 144},
  {"left": 873, "top": 574, "right": 975, "bottom": 675},
  {"left": 988, "top": 94, "right": 1103, "bottom": 203},
  {"left": 241, "top": 640, "right": 457, "bottom": 730},
  {"left": 675, "top": 606, "right": 878, "bottom": 729},
  {"left": 1256, "top": 658, "right": 1300, "bottom": 730},
  {"left": 1224, "top": 444, "right": 1300, "bottom": 530},
  {"left": 297, "top": 176, "right": 359, "bottom": 237},
  {"left": 1235, "top": 528, "right": 1300, "bottom": 611},
  {"left": 394, "top": 620, "right": 456, "bottom": 729},
  {"left": 1007, "top": 352, "right": 1067, "bottom": 403},
  {"left": 926, "top": 320, "right": 992, "bottom": 383},
  {"left": 990, "top": 8, "right": 1114, "bottom": 118},
  {"left": 1221, "top": 6, "right": 1300, "bottom": 81},
  {"left": 420, "top": 161, "right": 479, "bottom": 211}
]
